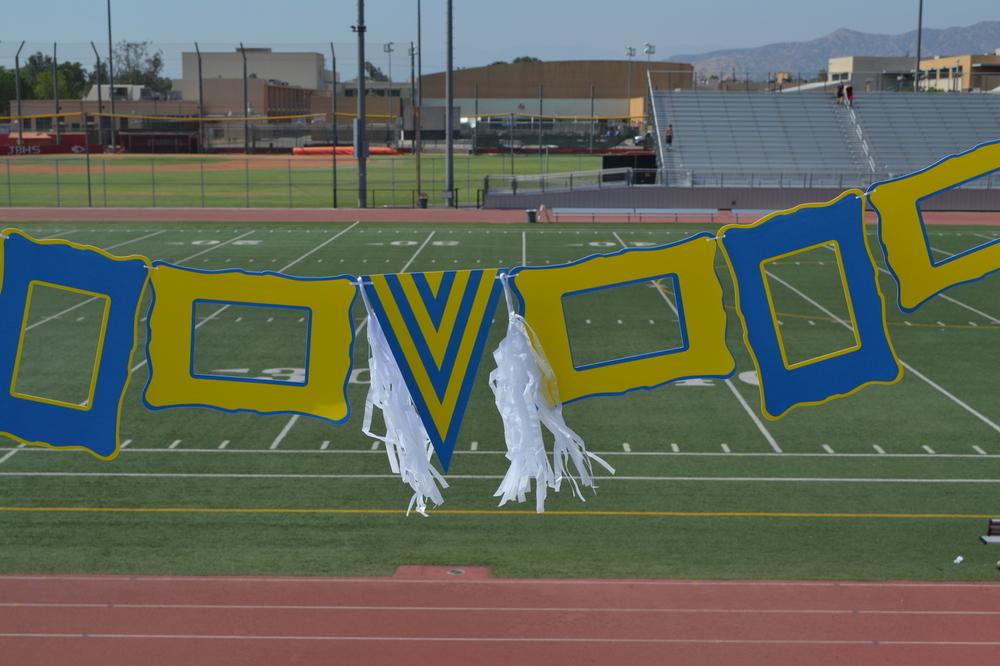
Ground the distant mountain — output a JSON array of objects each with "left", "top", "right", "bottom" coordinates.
[{"left": 669, "top": 21, "right": 1000, "bottom": 79}]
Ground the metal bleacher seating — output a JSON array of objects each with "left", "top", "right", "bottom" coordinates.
[
  {"left": 850, "top": 92, "right": 1000, "bottom": 184},
  {"left": 650, "top": 90, "right": 869, "bottom": 188}
]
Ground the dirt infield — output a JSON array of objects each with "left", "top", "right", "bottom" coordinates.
[{"left": 2, "top": 569, "right": 999, "bottom": 665}]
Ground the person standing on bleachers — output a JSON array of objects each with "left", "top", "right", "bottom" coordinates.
[
  {"left": 836, "top": 82, "right": 844, "bottom": 105},
  {"left": 846, "top": 84, "right": 854, "bottom": 108},
  {"left": 665, "top": 124, "right": 674, "bottom": 150}
]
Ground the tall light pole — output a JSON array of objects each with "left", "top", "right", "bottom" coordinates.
[
  {"left": 643, "top": 42, "right": 655, "bottom": 63},
  {"left": 330, "top": 43, "right": 339, "bottom": 208},
  {"left": 90, "top": 42, "right": 104, "bottom": 145},
  {"left": 914, "top": 0, "right": 924, "bottom": 91},
  {"left": 239, "top": 43, "right": 249, "bottom": 154},
  {"left": 415, "top": 0, "right": 423, "bottom": 201},
  {"left": 445, "top": 0, "right": 454, "bottom": 207},
  {"left": 14, "top": 41, "right": 25, "bottom": 147},
  {"left": 107, "top": 0, "right": 116, "bottom": 148},
  {"left": 383, "top": 41, "right": 394, "bottom": 85},
  {"left": 625, "top": 46, "right": 636, "bottom": 122},
  {"left": 353, "top": 0, "right": 368, "bottom": 208}
]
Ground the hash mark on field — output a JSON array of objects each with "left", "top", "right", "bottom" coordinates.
[
  {"left": 120, "top": 440, "right": 132, "bottom": 449},
  {"left": 270, "top": 415, "right": 299, "bottom": 450},
  {"left": 470, "top": 441, "right": 479, "bottom": 451},
  {"left": 168, "top": 440, "right": 182, "bottom": 449},
  {"left": 75, "top": 316, "right": 85, "bottom": 322},
  {"left": 721, "top": 443, "right": 731, "bottom": 453},
  {"left": 822, "top": 444, "right": 834, "bottom": 454},
  {"left": 922, "top": 445, "right": 936, "bottom": 455},
  {"left": 872, "top": 444, "right": 886, "bottom": 454},
  {"left": 670, "top": 443, "right": 679, "bottom": 453},
  {"left": 235, "top": 317, "right": 243, "bottom": 323},
  {"left": 218, "top": 440, "right": 230, "bottom": 449},
  {"left": 320, "top": 441, "right": 330, "bottom": 450},
  {"left": 973, "top": 445, "right": 987, "bottom": 455},
  {"left": 370, "top": 441, "right": 381, "bottom": 451},
  {"left": 904, "top": 320, "right": 912, "bottom": 326},
  {"left": 622, "top": 442, "right": 631, "bottom": 453},
  {"left": 266, "top": 317, "right": 274, "bottom": 323}
]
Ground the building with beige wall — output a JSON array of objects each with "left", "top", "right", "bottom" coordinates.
[
  {"left": 419, "top": 60, "right": 693, "bottom": 123},
  {"left": 827, "top": 56, "right": 916, "bottom": 91},
  {"left": 918, "top": 51, "right": 1000, "bottom": 92}
]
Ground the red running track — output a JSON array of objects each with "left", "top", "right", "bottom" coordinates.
[{"left": 2, "top": 567, "right": 1000, "bottom": 665}]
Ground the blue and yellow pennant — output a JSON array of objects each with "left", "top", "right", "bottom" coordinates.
[{"left": 364, "top": 269, "right": 501, "bottom": 470}]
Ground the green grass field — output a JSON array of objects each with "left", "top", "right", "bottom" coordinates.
[
  {"left": 1, "top": 220, "right": 999, "bottom": 582},
  {"left": 0, "top": 153, "right": 599, "bottom": 208}
]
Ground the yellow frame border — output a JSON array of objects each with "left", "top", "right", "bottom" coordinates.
[
  {"left": 10, "top": 280, "right": 111, "bottom": 411},
  {"left": 759, "top": 241, "right": 862, "bottom": 370}
]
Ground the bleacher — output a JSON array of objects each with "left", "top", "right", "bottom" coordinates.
[
  {"left": 850, "top": 93, "right": 1000, "bottom": 180},
  {"left": 651, "top": 91, "right": 869, "bottom": 187}
]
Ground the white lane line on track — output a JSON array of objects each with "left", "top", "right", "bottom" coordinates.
[
  {"left": 765, "top": 268, "right": 1000, "bottom": 435},
  {"left": 612, "top": 231, "right": 781, "bottom": 454}
]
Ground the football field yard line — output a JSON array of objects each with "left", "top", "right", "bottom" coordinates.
[
  {"left": 764, "top": 269, "right": 1000, "bottom": 435},
  {"left": 924, "top": 246, "right": 1000, "bottom": 323},
  {"left": 0, "top": 444, "right": 25, "bottom": 465},
  {"left": 8, "top": 446, "right": 1000, "bottom": 458},
  {"left": 269, "top": 416, "right": 299, "bottom": 450},
  {"left": 612, "top": 231, "right": 782, "bottom": 453},
  {"left": 3, "top": 471, "right": 1000, "bottom": 483}
]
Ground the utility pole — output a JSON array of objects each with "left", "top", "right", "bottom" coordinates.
[
  {"left": 52, "top": 43, "right": 61, "bottom": 145},
  {"left": 107, "top": 0, "right": 116, "bottom": 149},
  {"left": 445, "top": 0, "right": 455, "bottom": 207},
  {"left": 14, "top": 41, "right": 25, "bottom": 147},
  {"left": 239, "top": 43, "right": 249, "bottom": 154},
  {"left": 415, "top": 0, "right": 423, "bottom": 202},
  {"left": 914, "top": 0, "right": 924, "bottom": 91},
  {"left": 194, "top": 43, "right": 205, "bottom": 152},
  {"left": 353, "top": 0, "right": 368, "bottom": 207},
  {"left": 90, "top": 42, "right": 104, "bottom": 146},
  {"left": 409, "top": 41, "right": 417, "bottom": 195},
  {"left": 384, "top": 42, "right": 394, "bottom": 87},
  {"left": 330, "top": 43, "right": 339, "bottom": 208}
]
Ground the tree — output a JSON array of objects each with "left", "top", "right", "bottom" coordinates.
[
  {"left": 0, "top": 68, "right": 17, "bottom": 114},
  {"left": 813, "top": 68, "right": 828, "bottom": 83},
  {"left": 511, "top": 56, "right": 541, "bottom": 64},
  {"left": 364, "top": 62, "right": 388, "bottom": 81},
  {"left": 489, "top": 60, "right": 507, "bottom": 66},
  {"left": 31, "top": 61, "right": 89, "bottom": 100},
  {"left": 113, "top": 41, "right": 171, "bottom": 95}
]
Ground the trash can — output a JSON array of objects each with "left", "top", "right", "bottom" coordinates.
[
  {"left": 418, "top": 194, "right": 428, "bottom": 209},
  {"left": 526, "top": 209, "right": 538, "bottom": 223}
]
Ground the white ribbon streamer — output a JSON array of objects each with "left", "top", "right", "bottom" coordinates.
[
  {"left": 358, "top": 279, "right": 448, "bottom": 516},
  {"left": 489, "top": 274, "right": 614, "bottom": 512}
]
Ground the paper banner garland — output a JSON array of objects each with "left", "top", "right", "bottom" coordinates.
[
  {"left": 362, "top": 269, "right": 501, "bottom": 471},
  {"left": 0, "top": 142, "right": 996, "bottom": 510},
  {"left": 0, "top": 229, "right": 148, "bottom": 459}
]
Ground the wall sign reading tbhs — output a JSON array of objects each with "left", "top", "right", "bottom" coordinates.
[{"left": 0, "top": 141, "right": 997, "bottom": 511}]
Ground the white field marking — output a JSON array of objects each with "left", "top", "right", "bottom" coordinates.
[
  {"left": 218, "top": 440, "right": 230, "bottom": 450},
  {"left": 873, "top": 445, "right": 886, "bottom": 454},
  {"left": 9, "top": 471, "right": 1000, "bottom": 483},
  {"left": 613, "top": 231, "right": 782, "bottom": 453},
  {"left": 130, "top": 224, "right": 360, "bottom": 375},
  {"left": 470, "top": 441, "right": 479, "bottom": 451},
  {"left": 522, "top": 230, "right": 527, "bottom": 265},
  {"left": 904, "top": 320, "right": 912, "bottom": 326},
  {"left": 670, "top": 443, "right": 679, "bottom": 453},
  {"left": 721, "top": 443, "right": 731, "bottom": 453},
  {"left": 0, "top": 444, "right": 26, "bottom": 465},
  {"left": 935, "top": 320, "right": 946, "bottom": 327},
  {"left": 120, "top": 440, "right": 132, "bottom": 449},
  {"left": 168, "top": 439, "right": 182, "bottom": 449},
  {"left": 269, "top": 415, "right": 299, "bottom": 450},
  {"left": 973, "top": 445, "right": 987, "bottom": 455},
  {"left": 765, "top": 269, "right": 1000, "bottom": 435},
  {"left": 971, "top": 232, "right": 997, "bottom": 241},
  {"left": 75, "top": 316, "right": 85, "bottom": 322},
  {"left": 922, "top": 445, "right": 936, "bottom": 455},
  {"left": 103, "top": 229, "right": 167, "bottom": 251},
  {"left": 370, "top": 440, "right": 381, "bottom": 451},
  {"left": 616, "top": 319, "right": 623, "bottom": 325},
  {"left": 970, "top": 321, "right": 978, "bottom": 327},
  {"left": 622, "top": 442, "right": 631, "bottom": 453},
  {"left": 822, "top": 444, "right": 834, "bottom": 454},
  {"left": 320, "top": 440, "right": 330, "bottom": 450},
  {"left": 399, "top": 231, "right": 436, "bottom": 273}
]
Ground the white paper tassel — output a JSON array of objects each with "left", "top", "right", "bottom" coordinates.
[
  {"left": 489, "top": 274, "right": 614, "bottom": 512},
  {"left": 358, "top": 280, "right": 448, "bottom": 516}
]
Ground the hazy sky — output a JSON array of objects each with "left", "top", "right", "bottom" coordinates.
[{"left": 1, "top": 0, "right": 997, "bottom": 75}]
